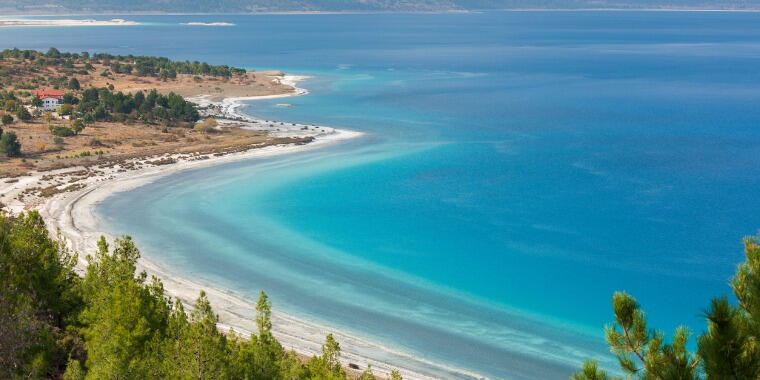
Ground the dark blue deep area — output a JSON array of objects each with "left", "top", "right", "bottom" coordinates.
[{"left": 5, "top": 11, "right": 760, "bottom": 378}]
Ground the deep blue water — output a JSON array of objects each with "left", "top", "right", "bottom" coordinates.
[{"left": 5, "top": 11, "right": 760, "bottom": 379}]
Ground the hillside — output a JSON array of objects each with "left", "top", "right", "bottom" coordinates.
[{"left": 2, "top": 0, "right": 760, "bottom": 13}]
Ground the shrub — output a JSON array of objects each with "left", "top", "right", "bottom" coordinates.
[
  {"left": 68, "top": 77, "right": 80, "bottom": 90},
  {"left": 4, "top": 99, "right": 16, "bottom": 111},
  {"left": 0, "top": 131, "right": 21, "bottom": 157},
  {"left": 56, "top": 104, "right": 73, "bottom": 116},
  {"left": 53, "top": 136, "right": 64, "bottom": 146},
  {"left": 62, "top": 93, "right": 78, "bottom": 105},
  {"left": 16, "top": 106, "right": 32, "bottom": 121},
  {"left": 194, "top": 117, "right": 218, "bottom": 133},
  {"left": 49, "top": 126, "right": 75, "bottom": 137},
  {"left": 72, "top": 119, "right": 85, "bottom": 135},
  {"left": 1, "top": 114, "right": 12, "bottom": 125}
]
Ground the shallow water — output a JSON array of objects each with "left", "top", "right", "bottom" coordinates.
[{"left": 6, "top": 11, "right": 760, "bottom": 378}]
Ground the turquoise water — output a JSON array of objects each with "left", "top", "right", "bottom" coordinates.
[{"left": 6, "top": 11, "right": 760, "bottom": 378}]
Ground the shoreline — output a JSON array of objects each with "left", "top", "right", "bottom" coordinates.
[
  {"left": 3, "top": 9, "right": 760, "bottom": 17},
  {"left": 0, "top": 18, "right": 139, "bottom": 27},
  {"left": 0, "top": 77, "right": 473, "bottom": 379}
]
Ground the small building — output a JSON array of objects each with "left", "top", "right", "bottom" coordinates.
[{"left": 32, "top": 89, "right": 64, "bottom": 111}]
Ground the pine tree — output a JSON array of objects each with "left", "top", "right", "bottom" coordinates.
[
  {"left": 180, "top": 291, "right": 229, "bottom": 380},
  {"left": 357, "top": 365, "right": 377, "bottom": 380},
  {"left": 255, "top": 291, "right": 283, "bottom": 378},
  {"left": 0, "top": 130, "right": 21, "bottom": 157},
  {"left": 697, "top": 236, "right": 760, "bottom": 379},
  {"left": 79, "top": 236, "right": 171, "bottom": 379},
  {"left": 307, "top": 333, "right": 346, "bottom": 379},
  {"left": 572, "top": 361, "right": 617, "bottom": 380},
  {"left": 68, "top": 77, "right": 80, "bottom": 90},
  {"left": 575, "top": 233, "right": 760, "bottom": 380},
  {"left": 0, "top": 212, "right": 81, "bottom": 378}
]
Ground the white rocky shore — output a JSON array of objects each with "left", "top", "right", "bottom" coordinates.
[{"left": 0, "top": 18, "right": 138, "bottom": 27}]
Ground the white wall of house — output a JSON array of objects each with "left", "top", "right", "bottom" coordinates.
[{"left": 40, "top": 97, "right": 60, "bottom": 111}]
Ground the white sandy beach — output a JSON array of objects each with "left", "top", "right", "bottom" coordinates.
[
  {"left": 0, "top": 18, "right": 138, "bottom": 27},
  {"left": 0, "top": 77, "right": 473, "bottom": 380},
  {"left": 182, "top": 22, "right": 236, "bottom": 26}
]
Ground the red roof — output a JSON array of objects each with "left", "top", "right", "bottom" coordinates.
[{"left": 33, "top": 89, "right": 64, "bottom": 100}]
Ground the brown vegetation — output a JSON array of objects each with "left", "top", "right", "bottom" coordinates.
[{"left": 0, "top": 55, "right": 299, "bottom": 177}]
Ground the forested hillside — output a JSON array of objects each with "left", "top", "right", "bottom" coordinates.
[
  {"left": 2, "top": 0, "right": 760, "bottom": 13},
  {"left": 0, "top": 210, "right": 402, "bottom": 379}
]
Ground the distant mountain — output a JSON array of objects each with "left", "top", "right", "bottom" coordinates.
[{"left": 2, "top": 0, "right": 760, "bottom": 13}]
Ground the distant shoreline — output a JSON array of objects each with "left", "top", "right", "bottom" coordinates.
[
  {"left": 3, "top": 8, "right": 760, "bottom": 17},
  {"left": 0, "top": 18, "right": 139, "bottom": 27}
]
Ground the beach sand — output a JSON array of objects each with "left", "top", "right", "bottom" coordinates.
[{"left": 0, "top": 18, "right": 139, "bottom": 27}]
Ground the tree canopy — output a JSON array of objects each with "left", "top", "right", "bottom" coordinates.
[
  {"left": 0, "top": 129, "right": 21, "bottom": 156},
  {"left": 0, "top": 211, "right": 399, "bottom": 380}
]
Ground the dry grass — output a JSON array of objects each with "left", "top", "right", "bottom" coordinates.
[
  {"left": 0, "top": 119, "right": 312, "bottom": 177},
  {"left": 0, "top": 59, "right": 302, "bottom": 177}
]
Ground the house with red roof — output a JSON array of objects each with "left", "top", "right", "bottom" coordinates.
[{"left": 33, "top": 89, "right": 64, "bottom": 111}]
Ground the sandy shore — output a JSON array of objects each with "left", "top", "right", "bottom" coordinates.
[{"left": 0, "top": 77, "right": 460, "bottom": 380}]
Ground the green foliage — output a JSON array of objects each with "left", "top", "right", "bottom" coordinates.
[
  {"left": 2, "top": 49, "right": 205, "bottom": 126},
  {"left": 357, "top": 365, "right": 377, "bottom": 380},
  {"left": 63, "top": 357, "right": 86, "bottom": 380},
  {"left": 68, "top": 77, "right": 80, "bottom": 90},
  {"left": 572, "top": 360, "right": 618, "bottom": 380},
  {"left": 575, "top": 233, "right": 760, "bottom": 380},
  {"left": 697, "top": 236, "right": 760, "bottom": 379},
  {"left": 72, "top": 119, "right": 85, "bottom": 135},
  {"left": 57, "top": 103, "right": 73, "bottom": 116},
  {"left": 0, "top": 197, "right": 407, "bottom": 380},
  {"left": 0, "top": 211, "right": 82, "bottom": 378},
  {"left": 697, "top": 297, "right": 759, "bottom": 379},
  {"left": 1, "top": 113, "right": 12, "bottom": 125},
  {"left": 78, "top": 88, "right": 199, "bottom": 124},
  {"left": 80, "top": 236, "right": 171, "bottom": 379},
  {"left": 0, "top": 130, "right": 21, "bottom": 156},
  {"left": 592, "top": 292, "right": 699, "bottom": 379},
  {"left": 16, "top": 106, "right": 32, "bottom": 121},
  {"left": 306, "top": 333, "right": 347, "bottom": 379},
  {"left": 2, "top": 48, "right": 246, "bottom": 78},
  {"left": 160, "top": 291, "right": 230, "bottom": 379},
  {"left": 46, "top": 47, "right": 61, "bottom": 59},
  {"left": 50, "top": 125, "right": 75, "bottom": 137},
  {"left": 63, "top": 93, "right": 79, "bottom": 105}
]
